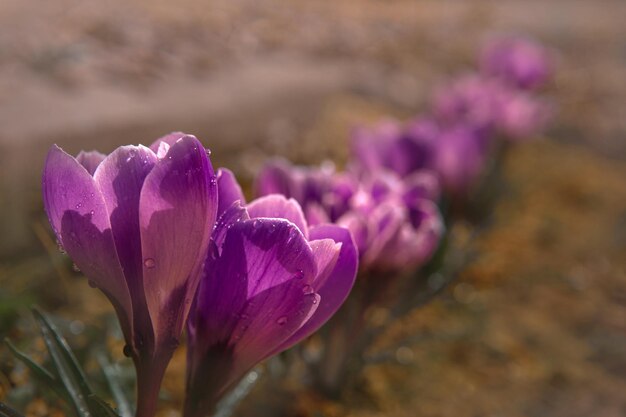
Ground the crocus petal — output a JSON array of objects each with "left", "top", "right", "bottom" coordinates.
[
  {"left": 148, "top": 131, "right": 188, "bottom": 154},
  {"left": 359, "top": 202, "right": 405, "bottom": 269},
  {"left": 247, "top": 195, "right": 309, "bottom": 239},
  {"left": 191, "top": 219, "right": 318, "bottom": 393},
  {"left": 305, "top": 202, "right": 331, "bottom": 226},
  {"left": 272, "top": 224, "right": 358, "bottom": 354},
  {"left": 76, "top": 150, "right": 106, "bottom": 176},
  {"left": 42, "top": 145, "right": 133, "bottom": 340},
  {"left": 212, "top": 202, "right": 250, "bottom": 251},
  {"left": 254, "top": 159, "right": 294, "bottom": 198},
  {"left": 379, "top": 199, "right": 444, "bottom": 269},
  {"left": 403, "top": 171, "right": 441, "bottom": 203},
  {"left": 139, "top": 135, "right": 217, "bottom": 347},
  {"left": 217, "top": 168, "right": 246, "bottom": 219},
  {"left": 93, "top": 145, "right": 158, "bottom": 346}
]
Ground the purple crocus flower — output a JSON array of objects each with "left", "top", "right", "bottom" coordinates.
[
  {"left": 480, "top": 35, "right": 552, "bottom": 90},
  {"left": 42, "top": 132, "right": 218, "bottom": 417},
  {"left": 350, "top": 119, "right": 430, "bottom": 177},
  {"left": 497, "top": 91, "right": 551, "bottom": 139},
  {"left": 431, "top": 74, "right": 509, "bottom": 133},
  {"left": 256, "top": 159, "right": 443, "bottom": 273},
  {"left": 255, "top": 159, "right": 355, "bottom": 225},
  {"left": 334, "top": 171, "right": 443, "bottom": 273},
  {"left": 423, "top": 124, "right": 489, "bottom": 195},
  {"left": 433, "top": 73, "right": 550, "bottom": 141},
  {"left": 184, "top": 171, "right": 358, "bottom": 417}
]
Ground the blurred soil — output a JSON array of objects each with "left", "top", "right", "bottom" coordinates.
[{"left": 0, "top": 0, "right": 625, "bottom": 416}]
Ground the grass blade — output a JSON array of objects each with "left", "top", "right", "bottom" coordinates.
[
  {"left": 86, "top": 395, "right": 120, "bottom": 417},
  {"left": 95, "top": 351, "right": 133, "bottom": 417},
  {"left": 4, "top": 338, "right": 69, "bottom": 402},
  {"left": 32, "top": 308, "right": 92, "bottom": 417},
  {"left": 0, "top": 402, "right": 25, "bottom": 417}
]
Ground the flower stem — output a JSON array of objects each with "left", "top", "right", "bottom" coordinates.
[{"left": 134, "top": 353, "right": 171, "bottom": 417}]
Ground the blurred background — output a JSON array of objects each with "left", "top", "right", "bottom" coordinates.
[{"left": 1, "top": 0, "right": 625, "bottom": 416}]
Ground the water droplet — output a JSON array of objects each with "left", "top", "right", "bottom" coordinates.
[
  {"left": 294, "top": 269, "right": 304, "bottom": 279},
  {"left": 72, "top": 263, "right": 81, "bottom": 272},
  {"left": 88, "top": 280, "right": 97, "bottom": 288},
  {"left": 312, "top": 298, "right": 318, "bottom": 304},
  {"left": 276, "top": 316, "right": 287, "bottom": 326},
  {"left": 57, "top": 241, "right": 66, "bottom": 254},
  {"left": 209, "top": 177, "right": 217, "bottom": 186},
  {"left": 205, "top": 149, "right": 212, "bottom": 156},
  {"left": 123, "top": 344, "right": 133, "bottom": 358},
  {"left": 144, "top": 258, "right": 156, "bottom": 268},
  {"left": 75, "top": 202, "right": 83, "bottom": 209},
  {"left": 89, "top": 210, "right": 95, "bottom": 216}
]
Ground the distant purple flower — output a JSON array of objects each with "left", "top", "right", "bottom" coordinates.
[
  {"left": 497, "top": 91, "right": 551, "bottom": 139},
  {"left": 432, "top": 74, "right": 508, "bottom": 132},
  {"left": 480, "top": 35, "right": 552, "bottom": 90},
  {"left": 256, "top": 159, "right": 443, "bottom": 273},
  {"left": 423, "top": 124, "right": 489, "bottom": 195},
  {"left": 335, "top": 171, "right": 443, "bottom": 272},
  {"left": 432, "top": 74, "right": 549, "bottom": 141},
  {"left": 42, "top": 132, "right": 217, "bottom": 417},
  {"left": 255, "top": 159, "right": 355, "bottom": 224},
  {"left": 350, "top": 120, "right": 430, "bottom": 177},
  {"left": 184, "top": 185, "right": 358, "bottom": 416}
]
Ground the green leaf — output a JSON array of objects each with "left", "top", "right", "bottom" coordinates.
[
  {"left": 95, "top": 351, "right": 133, "bottom": 417},
  {"left": 86, "top": 395, "right": 120, "bottom": 417},
  {"left": 4, "top": 338, "right": 69, "bottom": 402},
  {"left": 0, "top": 402, "right": 25, "bottom": 417},
  {"left": 31, "top": 308, "right": 93, "bottom": 417}
]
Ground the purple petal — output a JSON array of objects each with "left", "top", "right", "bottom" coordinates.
[
  {"left": 139, "top": 135, "right": 217, "bottom": 347},
  {"left": 304, "top": 202, "right": 330, "bottom": 226},
  {"left": 76, "top": 150, "right": 106, "bottom": 176},
  {"left": 246, "top": 195, "right": 309, "bottom": 239},
  {"left": 42, "top": 145, "right": 133, "bottom": 340},
  {"left": 212, "top": 201, "right": 250, "bottom": 251},
  {"left": 271, "top": 224, "right": 358, "bottom": 354},
  {"left": 403, "top": 171, "right": 440, "bottom": 204},
  {"left": 254, "top": 159, "right": 295, "bottom": 198},
  {"left": 190, "top": 219, "right": 318, "bottom": 393},
  {"left": 378, "top": 199, "right": 444, "bottom": 270},
  {"left": 217, "top": 168, "right": 246, "bottom": 219},
  {"left": 93, "top": 145, "right": 158, "bottom": 344},
  {"left": 148, "top": 132, "right": 188, "bottom": 154},
  {"left": 357, "top": 202, "right": 405, "bottom": 269}
]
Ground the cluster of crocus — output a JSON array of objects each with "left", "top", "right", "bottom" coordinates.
[
  {"left": 251, "top": 35, "right": 552, "bottom": 392},
  {"left": 39, "top": 34, "right": 552, "bottom": 416},
  {"left": 349, "top": 35, "right": 552, "bottom": 197},
  {"left": 43, "top": 134, "right": 357, "bottom": 417},
  {"left": 256, "top": 159, "right": 443, "bottom": 274}
]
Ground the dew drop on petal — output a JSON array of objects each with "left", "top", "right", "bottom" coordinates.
[
  {"left": 205, "top": 149, "right": 212, "bottom": 157},
  {"left": 144, "top": 258, "right": 156, "bottom": 268},
  {"left": 294, "top": 269, "right": 304, "bottom": 279},
  {"left": 276, "top": 316, "right": 287, "bottom": 326}
]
